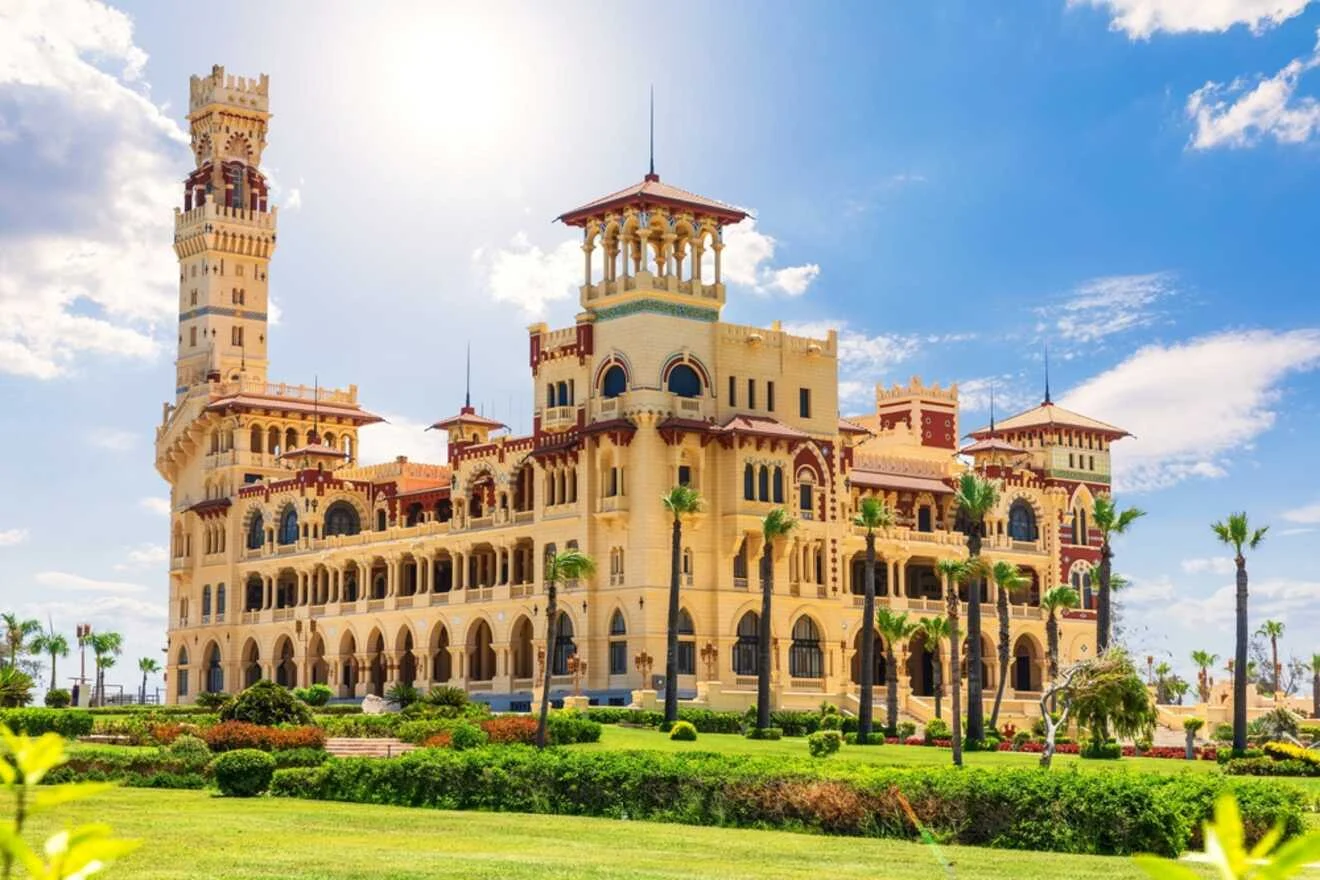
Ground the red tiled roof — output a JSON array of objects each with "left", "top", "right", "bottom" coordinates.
[
  {"left": 278, "top": 443, "right": 347, "bottom": 462},
  {"left": 581, "top": 418, "right": 637, "bottom": 435},
  {"left": 968, "top": 402, "right": 1129, "bottom": 439},
  {"left": 429, "top": 406, "right": 506, "bottom": 432},
  {"left": 718, "top": 414, "right": 809, "bottom": 440},
  {"left": 655, "top": 416, "right": 713, "bottom": 433},
  {"left": 557, "top": 174, "right": 748, "bottom": 227},
  {"left": 838, "top": 418, "right": 871, "bottom": 436},
  {"left": 188, "top": 498, "right": 231, "bottom": 515},
  {"left": 206, "top": 394, "right": 383, "bottom": 425},
  {"left": 960, "top": 437, "right": 1026, "bottom": 455},
  {"left": 849, "top": 471, "right": 953, "bottom": 494}
]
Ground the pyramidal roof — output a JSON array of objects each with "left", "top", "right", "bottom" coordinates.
[
  {"left": 968, "top": 401, "right": 1129, "bottom": 439},
  {"left": 556, "top": 173, "right": 747, "bottom": 227}
]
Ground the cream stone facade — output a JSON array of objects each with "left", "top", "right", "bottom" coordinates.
[{"left": 159, "top": 67, "right": 1129, "bottom": 724}]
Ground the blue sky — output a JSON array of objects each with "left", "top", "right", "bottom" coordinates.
[{"left": 1, "top": 0, "right": 1318, "bottom": 696}]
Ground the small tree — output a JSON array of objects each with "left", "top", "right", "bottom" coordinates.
[
  {"left": 936, "top": 556, "right": 988, "bottom": 766},
  {"left": 88, "top": 631, "right": 123, "bottom": 707},
  {"left": 1183, "top": 717, "right": 1205, "bottom": 760},
  {"left": 1038, "top": 650, "right": 1156, "bottom": 768},
  {"left": 875, "top": 608, "right": 917, "bottom": 736},
  {"left": 1256, "top": 619, "right": 1285, "bottom": 699},
  {"left": 952, "top": 473, "right": 999, "bottom": 744},
  {"left": 755, "top": 509, "right": 797, "bottom": 733},
  {"left": 918, "top": 616, "right": 950, "bottom": 719},
  {"left": 1212, "top": 512, "right": 1268, "bottom": 753},
  {"left": 1, "top": 614, "right": 40, "bottom": 669},
  {"left": 853, "top": 496, "right": 894, "bottom": 740},
  {"left": 535, "top": 548, "right": 596, "bottom": 749},
  {"left": 1191, "top": 650, "right": 1220, "bottom": 703},
  {"left": 988, "top": 560, "right": 1028, "bottom": 730},
  {"left": 1093, "top": 496, "right": 1144, "bottom": 653},
  {"left": 30, "top": 627, "right": 69, "bottom": 695},
  {"left": 1041, "top": 586, "right": 1079, "bottom": 709},
  {"left": 220, "top": 679, "right": 313, "bottom": 726},
  {"left": 661, "top": 485, "right": 702, "bottom": 727},
  {"left": 138, "top": 657, "right": 161, "bottom": 704},
  {"left": 1309, "top": 653, "right": 1320, "bottom": 719}
]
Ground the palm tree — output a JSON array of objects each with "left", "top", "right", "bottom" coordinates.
[
  {"left": 1041, "top": 586, "right": 1080, "bottom": 695},
  {"left": 918, "top": 616, "right": 950, "bottom": 719},
  {"left": 937, "top": 557, "right": 986, "bottom": 765},
  {"left": 852, "top": 496, "right": 894, "bottom": 739},
  {"left": 952, "top": 473, "right": 998, "bottom": 743},
  {"left": 536, "top": 548, "right": 596, "bottom": 749},
  {"left": 1211, "top": 511, "right": 1268, "bottom": 753},
  {"left": 1308, "top": 653, "right": 1320, "bottom": 719},
  {"left": 754, "top": 509, "right": 797, "bottom": 733},
  {"left": 1191, "top": 650, "right": 1220, "bottom": 703},
  {"left": 1154, "top": 661, "right": 1173, "bottom": 703},
  {"left": 2, "top": 614, "right": 41, "bottom": 668},
  {"left": 988, "top": 561, "right": 1029, "bottom": 731},
  {"left": 1257, "top": 619, "right": 1285, "bottom": 699},
  {"left": 30, "top": 628, "right": 70, "bottom": 693},
  {"left": 138, "top": 657, "right": 161, "bottom": 704},
  {"left": 875, "top": 608, "right": 917, "bottom": 735},
  {"left": 661, "top": 485, "right": 703, "bottom": 726},
  {"left": 89, "top": 631, "right": 123, "bottom": 707},
  {"left": 1092, "top": 495, "right": 1145, "bottom": 653}
]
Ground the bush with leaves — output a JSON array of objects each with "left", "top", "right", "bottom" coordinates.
[
  {"left": 923, "top": 718, "right": 950, "bottom": 743},
  {"left": 202, "top": 721, "right": 325, "bottom": 753},
  {"left": 385, "top": 683, "right": 421, "bottom": 708},
  {"left": 194, "top": 691, "right": 232, "bottom": 711},
  {"left": 43, "top": 688, "right": 71, "bottom": 709},
  {"left": 480, "top": 715, "right": 538, "bottom": 745},
  {"left": 669, "top": 721, "right": 698, "bottom": 742},
  {"left": 212, "top": 748, "right": 277, "bottom": 797},
  {"left": 219, "top": 680, "right": 313, "bottom": 727},
  {"left": 293, "top": 683, "right": 333, "bottom": 707},
  {"left": 1135, "top": 794, "right": 1320, "bottom": 879},
  {"left": 168, "top": 733, "right": 212, "bottom": 763},
  {"left": 425, "top": 686, "right": 469, "bottom": 709},
  {"left": 807, "top": 730, "right": 843, "bottom": 757},
  {"left": 546, "top": 711, "right": 602, "bottom": 745},
  {"left": 0, "top": 667, "right": 34, "bottom": 708},
  {"left": 745, "top": 727, "right": 782, "bottom": 741},
  {"left": 1081, "top": 739, "right": 1123, "bottom": 760},
  {"left": 0, "top": 708, "right": 94, "bottom": 738}
]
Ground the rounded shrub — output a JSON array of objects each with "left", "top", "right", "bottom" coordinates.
[
  {"left": 1081, "top": 739, "right": 1123, "bottom": 760},
  {"left": 168, "top": 734, "right": 212, "bottom": 764},
  {"left": 194, "top": 691, "right": 232, "bottom": 711},
  {"left": 425, "top": 686, "right": 469, "bottom": 709},
  {"left": 669, "top": 721, "right": 698, "bottom": 741},
  {"left": 745, "top": 727, "right": 783, "bottom": 741},
  {"left": 819, "top": 714, "right": 842, "bottom": 731},
  {"left": 1012, "top": 730, "right": 1033, "bottom": 748},
  {"left": 212, "top": 748, "right": 276, "bottom": 797},
  {"left": 220, "top": 680, "right": 312, "bottom": 727},
  {"left": 1212, "top": 723, "right": 1235, "bottom": 742},
  {"left": 447, "top": 722, "right": 488, "bottom": 751},
  {"left": 293, "top": 684, "right": 333, "bottom": 707},
  {"left": 897, "top": 721, "right": 916, "bottom": 739},
  {"left": 44, "top": 689, "right": 71, "bottom": 708},
  {"left": 923, "top": 718, "right": 950, "bottom": 742},
  {"left": 844, "top": 732, "right": 886, "bottom": 746},
  {"left": 807, "top": 730, "right": 844, "bottom": 757}
]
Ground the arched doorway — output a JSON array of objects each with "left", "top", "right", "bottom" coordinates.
[
  {"left": 850, "top": 628, "right": 886, "bottom": 685},
  {"left": 1012, "top": 634, "right": 1043, "bottom": 692},
  {"left": 430, "top": 624, "right": 452, "bottom": 683},
  {"left": 468, "top": 620, "right": 495, "bottom": 682},
  {"left": 204, "top": 643, "right": 223, "bottom": 694},
  {"left": 733, "top": 612, "right": 759, "bottom": 675},
  {"left": 397, "top": 628, "right": 416, "bottom": 688},
  {"left": 338, "top": 632, "right": 358, "bottom": 698},
  {"left": 906, "top": 631, "right": 935, "bottom": 696},
  {"left": 307, "top": 635, "right": 328, "bottom": 686},
  {"left": 367, "top": 630, "right": 386, "bottom": 697},
  {"left": 789, "top": 616, "right": 823, "bottom": 679},
  {"left": 552, "top": 613, "right": 575, "bottom": 676},
  {"left": 511, "top": 616, "right": 534, "bottom": 680},
  {"left": 274, "top": 636, "right": 296, "bottom": 688},
  {"left": 241, "top": 640, "right": 261, "bottom": 688}
]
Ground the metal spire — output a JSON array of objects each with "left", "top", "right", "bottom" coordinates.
[
  {"left": 648, "top": 85, "right": 655, "bottom": 178},
  {"left": 989, "top": 383, "right": 996, "bottom": 434},
  {"left": 464, "top": 342, "right": 471, "bottom": 409},
  {"left": 1043, "top": 345, "right": 1052, "bottom": 405}
]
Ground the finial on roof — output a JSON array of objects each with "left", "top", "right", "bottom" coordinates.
[
  {"left": 1043, "top": 344, "right": 1052, "bottom": 405},
  {"left": 989, "top": 383, "right": 996, "bottom": 434},
  {"left": 464, "top": 342, "right": 471, "bottom": 410},
  {"left": 647, "top": 85, "right": 657, "bottom": 182}
]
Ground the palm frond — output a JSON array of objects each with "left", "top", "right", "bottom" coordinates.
[
  {"left": 851, "top": 496, "right": 894, "bottom": 531},
  {"left": 1041, "top": 586, "right": 1080, "bottom": 612},
  {"left": 954, "top": 473, "right": 1000, "bottom": 520},
  {"left": 762, "top": 508, "right": 797, "bottom": 542},
  {"left": 546, "top": 549, "right": 597, "bottom": 582},
  {"left": 661, "top": 485, "right": 703, "bottom": 518}
]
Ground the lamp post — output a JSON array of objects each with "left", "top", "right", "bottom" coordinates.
[
  {"left": 700, "top": 642, "right": 718, "bottom": 681},
  {"left": 76, "top": 624, "right": 92, "bottom": 706},
  {"left": 566, "top": 653, "right": 587, "bottom": 697},
  {"left": 634, "top": 650, "right": 653, "bottom": 687}
]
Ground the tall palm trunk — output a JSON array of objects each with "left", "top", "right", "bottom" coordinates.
[
  {"left": 1046, "top": 611, "right": 1059, "bottom": 711},
  {"left": 48, "top": 652, "right": 58, "bottom": 693},
  {"left": 664, "top": 516, "right": 682, "bottom": 724},
  {"left": 141, "top": 671, "right": 148, "bottom": 704},
  {"left": 1312, "top": 670, "right": 1319, "bottom": 719},
  {"left": 964, "top": 530, "right": 984, "bottom": 743},
  {"left": 1097, "top": 541, "right": 1113, "bottom": 652},
  {"left": 932, "top": 648, "right": 943, "bottom": 719},
  {"left": 989, "top": 584, "right": 1010, "bottom": 731},
  {"left": 536, "top": 578, "right": 560, "bottom": 749},
  {"left": 756, "top": 545, "right": 774, "bottom": 731},
  {"left": 885, "top": 640, "right": 899, "bottom": 733},
  {"left": 1269, "top": 635, "right": 1279, "bottom": 700},
  {"left": 1232, "top": 555, "right": 1248, "bottom": 753},
  {"left": 945, "top": 585, "right": 963, "bottom": 767},
  {"left": 858, "top": 532, "right": 878, "bottom": 737}
]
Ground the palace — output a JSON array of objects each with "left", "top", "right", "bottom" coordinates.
[{"left": 158, "top": 66, "right": 1128, "bottom": 723}]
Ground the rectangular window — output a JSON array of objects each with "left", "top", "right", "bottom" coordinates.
[
  {"left": 766, "top": 381, "right": 775, "bottom": 412},
  {"left": 677, "top": 642, "right": 695, "bottom": 676},
  {"left": 609, "top": 641, "right": 627, "bottom": 675},
  {"left": 748, "top": 379, "right": 756, "bottom": 410},
  {"left": 189, "top": 326, "right": 197, "bottom": 347},
  {"left": 1069, "top": 453, "right": 1075, "bottom": 468},
  {"left": 1089, "top": 455, "right": 1095, "bottom": 470},
  {"left": 799, "top": 387, "right": 812, "bottom": 418},
  {"left": 190, "top": 290, "right": 197, "bottom": 306},
  {"left": 728, "top": 376, "right": 736, "bottom": 406},
  {"left": 236, "top": 265, "right": 244, "bottom": 277},
  {"left": 231, "top": 326, "right": 243, "bottom": 347},
  {"left": 678, "top": 465, "right": 692, "bottom": 487}
]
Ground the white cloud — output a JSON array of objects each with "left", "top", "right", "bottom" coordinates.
[
  {"left": 138, "top": 497, "right": 170, "bottom": 516},
  {"left": 0, "top": 0, "right": 190, "bottom": 379},
  {"left": 1180, "top": 556, "right": 1236, "bottom": 575},
  {"left": 1187, "top": 30, "right": 1320, "bottom": 149},
  {"left": 34, "top": 571, "right": 147, "bottom": 593},
  {"left": 0, "top": 528, "right": 29, "bottom": 547},
  {"left": 1119, "top": 574, "right": 1178, "bottom": 605},
  {"left": 764, "top": 264, "right": 821, "bottom": 296},
  {"left": 356, "top": 414, "right": 449, "bottom": 466},
  {"left": 1070, "top": 0, "right": 1313, "bottom": 38},
  {"left": 1060, "top": 329, "right": 1320, "bottom": 491},
  {"left": 957, "top": 375, "right": 1040, "bottom": 420},
  {"left": 1279, "top": 527, "right": 1316, "bottom": 536},
  {"left": 113, "top": 543, "right": 167, "bottom": 572},
  {"left": 1164, "top": 577, "right": 1320, "bottom": 631},
  {"left": 1041, "top": 272, "right": 1176, "bottom": 344},
  {"left": 87, "top": 428, "right": 136, "bottom": 451},
  {"left": 715, "top": 217, "right": 820, "bottom": 297},
  {"left": 472, "top": 232, "right": 580, "bottom": 317},
  {"left": 1282, "top": 501, "right": 1320, "bottom": 523}
]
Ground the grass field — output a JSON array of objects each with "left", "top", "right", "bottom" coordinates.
[
  {"left": 568, "top": 724, "right": 1320, "bottom": 801},
  {"left": 28, "top": 788, "right": 1220, "bottom": 880}
]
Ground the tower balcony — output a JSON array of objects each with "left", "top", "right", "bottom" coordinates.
[
  {"left": 581, "top": 271, "right": 724, "bottom": 308},
  {"left": 541, "top": 405, "right": 580, "bottom": 432},
  {"left": 175, "top": 201, "right": 277, "bottom": 234},
  {"left": 591, "top": 389, "right": 704, "bottom": 423}
]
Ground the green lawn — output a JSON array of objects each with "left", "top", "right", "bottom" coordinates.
[
  {"left": 568, "top": 725, "right": 1320, "bottom": 801},
  {"left": 28, "top": 788, "right": 1218, "bottom": 880}
]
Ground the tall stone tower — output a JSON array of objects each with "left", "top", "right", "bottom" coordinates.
[{"left": 173, "top": 65, "right": 276, "bottom": 397}]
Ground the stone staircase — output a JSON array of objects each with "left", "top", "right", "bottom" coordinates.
[{"left": 324, "top": 737, "right": 416, "bottom": 759}]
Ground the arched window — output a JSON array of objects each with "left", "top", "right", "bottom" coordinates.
[
  {"left": 375, "top": 510, "right": 387, "bottom": 531},
  {"left": 798, "top": 479, "right": 814, "bottom": 517},
  {"left": 1073, "top": 508, "right": 1088, "bottom": 545},
  {"left": 607, "top": 610, "right": 627, "bottom": 676},
  {"left": 246, "top": 513, "right": 264, "bottom": 550},
  {"left": 733, "top": 538, "right": 749, "bottom": 583},
  {"left": 601, "top": 364, "right": 626, "bottom": 398},
  {"left": 772, "top": 467, "right": 784, "bottom": 504},
  {"left": 1007, "top": 501, "right": 1037, "bottom": 541},
  {"left": 201, "top": 586, "right": 212, "bottom": 617},
  {"left": 552, "top": 613, "right": 576, "bottom": 675},
  {"left": 917, "top": 506, "right": 933, "bottom": 533},
  {"left": 667, "top": 363, "right": 702, "bottom": 398},
  {"left": 733, "top": 612, "right": 759, "bottom": 675},
  {"left": 789, "top": 616, "right": 823, "bottom": 679},
  {"left": 758, "top": 466, "right": 769, "bottom": 502},
  {"left": 176, "top": 646, "right": 190, "bottom": 699},
  {"left": 743, "top": 464, "right": 754, "bottom": 500},
  {"left": 556, "top": 381, "right": 569, "bottom": 407},
  {"left": 205, "top": 645, "right": 224, "bottom": 694},
  {"left": 324, "top": 502, "right": 361, "bottom": 537},
  {"left": 677, "top": 609, "right": 696, "bottom": 675},
  {"left": 216, "top": 584, "right": 226, "bottom": 616},
  {"left": 278, "top": 508, "right": 299, "bottom": 545}
]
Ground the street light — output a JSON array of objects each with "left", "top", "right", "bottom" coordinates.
[
  {"left": 700, "top": 642, "right": 718, "bottom": 681},
  {"left": 566, "top": 653, "right": 587, "bottom": 696}
]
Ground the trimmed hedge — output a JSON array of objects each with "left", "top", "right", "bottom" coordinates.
[
  {"left": 0, "top": 708, "right": 93, "bottom": 737},
  {"left": 584, "top": 708, "right": 745, "bottom": 734},
  {"left": 213, "top": 748, "right": 276, "bottom": 797},
  {"left": 201, "top": 721, "right": 325, "bottom": 753},
  {"left": 268, "top": 747, "right": 1303, "bottom": 857},
  {"left": 1226, "top": 757, "right": 1320, "bottom": 778},
  {"left": 47, "top": 745, "right": 210, "bottom": 789},
  {"left": 807, "top": 730, "right": 843, "bottom": 757},
  {"left": 669, "top": 721, "right": 698, "bottom": 742}
]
